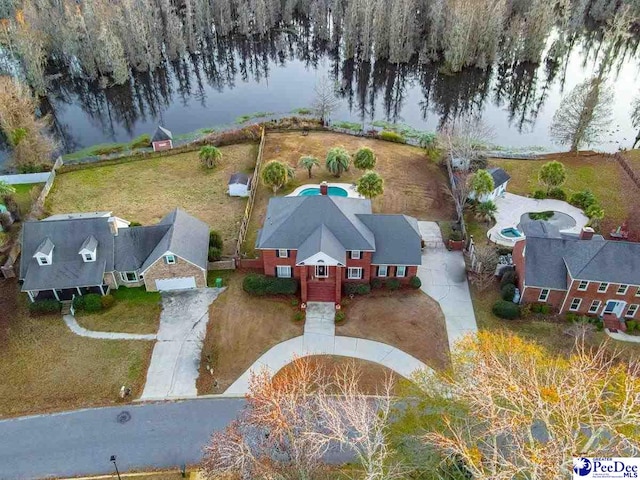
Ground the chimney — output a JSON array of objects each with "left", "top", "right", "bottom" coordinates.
[
  {"left": 108, "top": 217, "right": 119, "bottom": 236},
  {"left": 320, "top": 181, "right": 328, "bottom": 196},
  {"left": 579, "top": 227, "right": 594, "bottom": 240}
]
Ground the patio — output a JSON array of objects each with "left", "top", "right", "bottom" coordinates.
[{"left": 487, "top": 193, "right": 589, "bottom": 246}]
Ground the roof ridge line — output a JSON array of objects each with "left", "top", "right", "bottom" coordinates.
[{"left": 567, "top": 240, "right": 608, "bottom": 278}]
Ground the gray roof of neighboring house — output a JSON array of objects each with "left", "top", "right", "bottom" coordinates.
[
  {"left": 20, "top": 217, "right": 115, "bottom": 291},
  {"left": 257, "top": 196, "right": 376, "bottom": 251},
  {"left": 488, "top": 167, "right": 510, "bottom": 188},
  {"left": 229, "top": 173, "right": 251, "bottom": 186},
  {"left": 521, "top": 221, "right": 640, "bottom": 289},
  {"left": 297, "top": 225, "right": 347, "bottom": 265},
  {"left": 140, "top": 209, "right": 209, "bottom": 272},
  {"left": 114, "top": 225, "right": 171, "bottom": 272},
  {"left": 357, "top": 214, "right": 422, "bottom": 265},
  {"left": 152, "top": 126, "right": 173, "bottom": 142}
]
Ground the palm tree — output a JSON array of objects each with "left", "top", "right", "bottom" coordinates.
[
  {"left": 325, "top": 147, "right": 350, "bottom": 178},
  {"left": 261, "top": 160, "right": 289, "bottom": 195},
  {"left": 475, "top": 200, "right": 497, "bottom": 223},
  {"left": 199, "top": 145, "right": 222, "bottom": 169},
  {"left": 0, "top": 181, "right": 16, "bottom": 196},
  {"left": 353, "top": 147, "right": 376, "bottom": 170},
  {"left": 586, "top": 204, "right": 605, "bottom": 229},
  {"left": 298, "top": 156, "right": 320, "bottom": 178},
  {"left": 356, "top": 171, "right": 384, "bottom": 199}
]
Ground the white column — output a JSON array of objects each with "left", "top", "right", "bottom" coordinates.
[
  {"left": 27, "top": 291, "right": 35, "bottom": 302},
  {"left": 99, "top": 285, "right": 105, "bottom": 295},
  {"left": 52, "top": 289, "right": 60, "bottom": 301},
  {"left": 76, "top": 287, "right": 82, "bottom": 296}
]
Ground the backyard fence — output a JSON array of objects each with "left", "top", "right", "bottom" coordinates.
[
  {"left": 207, "top": 259, "right": 236, "bottom": 271},
  {"left": 445, "top": 154, "right": 468, "bottom": 240},
  {"left": 614, "top": 152, "right": 640, "bottom": 190},
  {"left": 235, "top": 127, "right": 266, "bottom": 258}
]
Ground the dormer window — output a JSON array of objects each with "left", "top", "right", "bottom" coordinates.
[
  {"left": 79, "top": 235, "right": 98, "bottom": 263},
  {"left": 33, "top": 237, "right": 54, "bottom": 266},
  {"left": 37, "top": 256, "right": 49, "bottom": 266}
]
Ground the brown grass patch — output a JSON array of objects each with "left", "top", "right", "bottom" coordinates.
[
  {"left": 197, "top": 272, "right": 303, "bottom": 394},
  {"left": 47, "top": 143, "right": 259, "bottom": 254},
  {"left": 242, "top": 131, "right": 455, "bottom": 255},
  {"left": 0, "top": 280, "right": 153, "bottom": 417},
  {"left": 337, "top": 291, "right": 450, "bottom": 370},
  {"left": 273, "top": 355, "right": 399, "bottom": 395}
]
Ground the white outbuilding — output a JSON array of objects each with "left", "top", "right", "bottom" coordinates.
[{"left": 228, "top": 173, "right": 252, "bottom": 197}]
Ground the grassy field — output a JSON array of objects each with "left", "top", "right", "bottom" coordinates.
[
  {"left": 242, "top": 131, "right": 455, "bottom": 256},
  {"left": 48, "top": 144, "right": 259, "bottom": 254},
  {"left": 75, "top": 287, "right": 162, "bottom": 334},
  {"left": 338, "top": 291, "right": 450, "bottom": 370},
  {"left": 196, "top": 273, "right": 303, "bottom": 394},
  {"left": 0, "top": 280, "right": 153, "bottom": 417},
  {"left": 490, "top": 152, "right": 640, "bottom": 239}
]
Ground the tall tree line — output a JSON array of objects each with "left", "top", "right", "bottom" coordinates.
[{"left": 0, "top": 0, "right": 636, "bottom": 94}]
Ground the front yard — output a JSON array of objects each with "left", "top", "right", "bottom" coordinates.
[
  {"left": 0, "top": 280, "right": 153, "bottom": 417},
  {"left": 47, "top": 143, "right": 259, "bottom": 254},
  {"left": 490, "top": 152, "right": 640, "bottom": 240},
  {"left": 242, "top": 131, "right": 455, "bottom": 256}
]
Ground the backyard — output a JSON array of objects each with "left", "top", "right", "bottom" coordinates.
[
  {"left": 490, "top": 152, "right": 640, "bottom": 240},
  {"left": 242, "top": 131, "right": 455, "bottom": 256},
  {"left": 47, "top": 143, "right": 259, "bottom": 254},
  {"left": 0, "top": 280, "right": 153, "bottom": 417}
]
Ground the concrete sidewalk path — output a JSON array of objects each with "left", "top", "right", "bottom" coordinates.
[
  {"left": 63, "top": 314, "right": 157, "bottom": 341},
  {"left": 141, "top": 288, "right": 223, "bottom": 400},
  {"left": 417, "top": 221, "right": 478, "bottom": 349}
]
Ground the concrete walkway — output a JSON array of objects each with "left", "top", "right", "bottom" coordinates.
[
  {"left": 63, "top": 314, "right": 157, "bottom": 341},
  {"left": 605, "top": 328, "right": 640, "bottom": 343},
  {"left": 417, "top": 222, "right": 478, "bottom": 349},
  {"left": 141, "top": 288, "right": 223, "bottom": 400},
  {"left": 225, "top": 301, "right": 429, "bottom": 394}
]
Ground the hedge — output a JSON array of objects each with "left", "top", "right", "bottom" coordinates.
[
  {"left": 28, "top": 299, "right": 61, "bottom": 314},
  {"left": 492, "top": 300, "right": 520, "bottom": 319},
  {"left": 547, "top": 187, "right": 566, "bottom": 201},
  {"left": 500, "top": 269, "right": 516, "bottom": 288},
  {"left": 378, "top": 130, "right": 406, "bottom": 143},
  {"left": 344, "top": 283, "right": 371, "bottom": 296},
  {"left": 243, "top": 273, "right": 298, "bottom": 296},
  {"left": 501, "top": 283, "right": 516, "bottom": 301},
  {"left": 101, "top": 294, "right": 116, "bottom": 309},
  {"left": 84, "top": 293, "right": 103, "bottom": 312},
  {"left": 409, "top": 276, "right": 422, "bottom": 289},
  {"left": 371, "top": 278, "right": 383, "bottom": 289},
  {"left": 386, "top": 279, "right": 401, "bottom": 291},
  {"left": 532, "top": 190, "right": 546, "bottom": 199}
]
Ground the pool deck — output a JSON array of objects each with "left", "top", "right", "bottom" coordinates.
[
  {"left": 287, "top": 182, "right": 363, "bottom": 198},
  {"left": 488, "top": 193, "right": 589, "bottom": 247}
]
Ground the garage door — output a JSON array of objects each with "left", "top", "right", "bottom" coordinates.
[{"left": 155, "top": 277, "right": 197, "bottom": 291}]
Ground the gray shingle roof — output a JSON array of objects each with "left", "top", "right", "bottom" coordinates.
[
  {"left": 114, "top": 225, "right": 171, "bottom": 271},
  {"left": 152, "top": 126, "right": 173, "bottom": 142},
  {"left": 229, "top": 173, "right": 251, "bottom": 185},
  {"left": 297, "top": 225, "right": 346, "bottom": 265},
  {"left": 140, "top": 209, "right": 209, "bottom": 272},
  {"left": 257, "top": 196, "right": 375, "bottom": 251},
  {"left": 34, "top": 237, "right": 54, "bottom": 256},
  {"left": 488, "top": 167, "right": 510, "bottom": 188},
  {"left": 20, "top": 217, "right": 115, "bottom": 291},
  {"left": 79, "top": 235, "right": 98, "bottom": 253},
  {"left": 357, "top": 215, "right": 422, "bottom": 265}
]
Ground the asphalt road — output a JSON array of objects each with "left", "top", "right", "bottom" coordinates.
[{"left": 0, "top": 398, "right": 246, "bottom": 480}]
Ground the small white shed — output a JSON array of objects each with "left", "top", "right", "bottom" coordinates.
[
  {"left": 228, "top": 173, "right": 252, "bottom": 197},
  {"left": 469, "top": 167, "right": 511, "bottom": 202}
]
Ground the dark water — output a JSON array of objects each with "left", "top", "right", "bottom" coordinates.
[{"left": 2, "top": 31, "right": 640, "bottom": 169}]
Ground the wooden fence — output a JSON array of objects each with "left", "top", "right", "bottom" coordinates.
[
  {"left": 445, "top": 155, "right": 468, "bottom": 239},
  {"left": 235, "top": 127, "right": 266, "bottom": 258},
  {"left": 614, "top": 152, "right": 640, "bottom": 190}
]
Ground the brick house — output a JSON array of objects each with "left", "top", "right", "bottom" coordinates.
[
  {"left": 20, "top": 208, "right": 209, "bottom": 302},
  {"left": 255, "top": 195, "right": 422, "bottom": 304},
  {"left": 513, "top": 221, "right": 640, "bottom": 331}
]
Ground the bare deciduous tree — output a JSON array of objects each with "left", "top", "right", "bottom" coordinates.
[
  {"left": 468, "top": 245, "right": 498, "bottom": 291},
  {"left": 437, "top": 116, "right": 495, "bottom": 171},
  {"left": 312, "top": 76, "right": 341, "bottom": 126}
]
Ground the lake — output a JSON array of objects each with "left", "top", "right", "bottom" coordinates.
[{"left": 1, "top": 31, "right": 639, "bottom": 170}]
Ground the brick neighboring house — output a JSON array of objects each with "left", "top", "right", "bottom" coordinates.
[
  {"left": 20, "top": 208, "right": 209, "bottom": 302},
  {"left": 255, "top": 195, "right": 422, "bottom": 304},
  {"left": 513, "top": 221, "right": 640, "bottom": 331}
]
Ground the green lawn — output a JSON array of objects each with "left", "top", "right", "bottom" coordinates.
[
  {"left": 75, "top": 287, "right": 162, "bottom": 334},
  {"left": 11, "top": 183, "right": 41, "bottom": 215}
]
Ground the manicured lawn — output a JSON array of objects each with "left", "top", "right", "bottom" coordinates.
[
  {"left": 242, "top": 131, "right": 455, "bottom": 256},
  {"left": 75, "top": 287, "right": 162, "bottom": 334},
  {"left": 490, "top": 153, "right": 640, "bottom": 239},
  {"left": 337, "top": 290, "right": 450, "bottom": 370},
  {"left": 196, "top": 272, "right": 303, "bottom": 394},
  {"left": 0, "top": 280, "right": 153, "bottom": 417},
  {"left": 48, "top": 143, "right": 259, "bottom": 254}
]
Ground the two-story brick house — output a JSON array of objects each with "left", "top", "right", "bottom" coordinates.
[
  {"left": 513, "top": 221, "right": 640, "bottom": 330},
  {"left": 255, "top": 195, "right": 422, "bottom": 304}
]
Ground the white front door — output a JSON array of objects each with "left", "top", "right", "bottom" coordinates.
[{"left": 155, "top": 277, "right": 197, "bottom": 291}]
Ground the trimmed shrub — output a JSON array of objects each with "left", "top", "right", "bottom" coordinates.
[
  {"left": 532, "top": 190, "right": 546, "bottom": 199},
  {"left": 386, "top": 279, "right": 401, "bottom": 291},
  {"left": 335, "top": 311, "right": 346, "bottom": 323},
  {"left": 209, "top": 231, "right": 223, "bottom": 250},
  {"left": 378, "top": 130, "right": 406, "bottom": 143},
  {"left": 566, "top": 312, "right": 578, "bottom": 323},
  {"left": 569, "top": 190, "right": 597, "bottom": 210},
  {"left": 293, "top": 311, "right": 305, "bottom": 322},
  {"left": 28, "top": 299, "right": 61, "bottom": 314},
  {"left": 409, "top": 276, "right": 422, "bottom": 289},
  {"left": 547, "top": 187, "right": 566, "bottom": 201},
  {"left": 500, "top": 269, "right": 516, "bottom": 288},
  {"left": 291, "top": 298, "right": 299, "bottom": 307},
  {"left": 531, "top": 303, "right": 543, "bottom": 313},
  {"left": 540, "top": 305, "right": 551, "bottom": 315},
  {"left": 242, "top": 274, "right": 298, "bottom": 296},
  {"left": 356, "top": 283, "right": 371, "bottom": 295},
  {"left": 208, "top": 246, "right": 222, "bottom": 262},
  {"left": 344, "top": 283, "right": 372, "bottom": 296},
  {"left": 501, "top": 283, "right": 516, "bottom": 302},
  {"left": 371, "top": 278, "right": 383, "bottom": 289},
  {"left": 626, "top": 320, "right": 637, "bottom": 331},
  {"left": 492, "top": 300, "right": 520, "bottom": 319},
  {"left": 84, "top": 293, "right": 103, "bottom": 312},
  {"left": 100, "top": 294, "right": 116, "bottom": 309},
  {"left": 72, "top": 295, "right": 86, "bottom": 311}
]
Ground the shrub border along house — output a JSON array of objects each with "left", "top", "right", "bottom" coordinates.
[{"left": 242, "top": 273, "right": 298, "bottom": 296}]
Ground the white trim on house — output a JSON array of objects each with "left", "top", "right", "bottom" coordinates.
[
  {"left": 626, "top": 304, "right": 639, "bottom": 318},
  {"left": 297, "top": 251, "right": 344, "bottom": 267},
  {"left": 277, "top": 249, "right": 289, "bottom": 258},
  {"left": 617, "top": 284, "right": 629, "bottom": 295},
  {"left": 598, "top": 282, "right": 609, "bottom": 293},
  {"left": 276, "top": 265, "right": 292, "bottom": 278},
  {"left": 120, "top": 271, "right": 139, "bottom": 283},
  {"left": 589, "top": 300, "right": 601, "bottom": 314},
  {"left": 350, "top": 250, "right": 361, "bottom": 260},
  {"left": 396, "top": 266, "right": 407, "bottom": 278},
  {"left": 347, "top": 267, "right": 363, "bottom": 280},
  {"left": 315, "top": 265, "right": 329, "bottom": 278},
  {"left": 569, "top": 298, "right": 582, "bottom": 311},
  {"left": 577, "top": 280, "right": 589, "bottom": 291},
  {"left": 538, "top": 289, "right": 550, "bottom": 302},
  {"left": 165, "top": 254, "right": 176, "bottom": 265},
  {"left": 377, "top": 265, "right": 388, "bottom": 278}
]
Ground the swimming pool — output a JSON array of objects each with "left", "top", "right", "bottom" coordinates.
[
  {"left": 298, "top": 186, "right": 349, "bottom": 197},
  {"left": 500, "top": 227, "right": 523, "bottom": 238}
]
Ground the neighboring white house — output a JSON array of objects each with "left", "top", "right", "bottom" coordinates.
[
  {"left": 469, "top": 167, "right": 511, "bottom": 202},
  {"left": 228, "top": 173, "right": 252, "bottom": 197}
]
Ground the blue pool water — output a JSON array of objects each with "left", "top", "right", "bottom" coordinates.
[
  {"left": 500, "top": 227, "right": 523, "bottom": 238},
  {"left": 299, "top": 186, "right": 349, "bottom": 197}
]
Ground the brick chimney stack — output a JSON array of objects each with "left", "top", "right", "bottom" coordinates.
[
  {"left": 579, "top": 227, "right": 594, "bottom": 240},
  {"left": 320, "top": 181, "right": 328, "bottom": 196}
]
